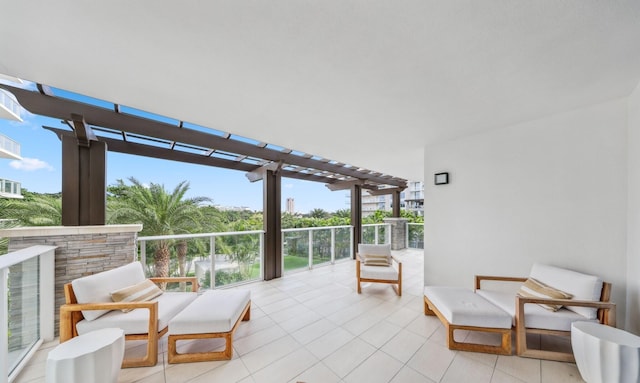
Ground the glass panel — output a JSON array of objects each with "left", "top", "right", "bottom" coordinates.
[
  {"left": 362, "top": 226, "right": 375, "bottom": 244},
  {"left": 213, "top": 234, "right": 261, "bottom": 287},
  {"left": 334, "top": 228, "right": 351, "bottom": 261},
  {"left": 408, "top": 224, "right": 424, "bottom": 249},
  {"left": 283, "top": 230, "right": 309, "bottom": 272},
  {"left": 7, "top": 256, "right": 39, "bottom": 375},
  {"left": 311, "top": 229, "right": 331, "bottom": 266}
]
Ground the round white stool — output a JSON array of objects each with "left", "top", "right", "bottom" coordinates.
[
  {"left": 46, "top": 328, "right": 125, "bottom": 383},
  {"left": 571, "top": 321, "right": 640, "bottom": 383}
]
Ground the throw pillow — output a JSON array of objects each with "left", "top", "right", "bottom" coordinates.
[
  {"left": 363, "top": 253, "right": 391, "bottom": 266},
  {"left": 517, "top": 278, "right": 573, "bottom": 311},
  {"left": 111, "top": 279, "right": 163, "bottom": 312}
]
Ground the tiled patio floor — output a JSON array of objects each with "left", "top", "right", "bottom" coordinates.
[{"left": 14, "top": 249, "right": 585, "bottom": 383}]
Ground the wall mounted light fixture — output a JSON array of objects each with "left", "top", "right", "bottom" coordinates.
[{"left": 434, "top": 172, "right": 449, "bottom": 185}]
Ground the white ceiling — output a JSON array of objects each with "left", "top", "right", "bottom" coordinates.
[{"left": 1, "top": 1, "right": 639, "bottom": 181}]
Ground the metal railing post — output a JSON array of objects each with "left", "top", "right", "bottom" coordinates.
[
  {"left": 1, "top": 268, "right": 8, "bottom": 383},
  {"left": 209, "top": 236, "right": 216, "bottom": 290},
  {"left": 308, "top": 230, "right": 313, "bottom": 269},
  {"left": 374, "top": 225, "right": 379, "bottom": 244},
  {"left": 139, "top": 240, "right": 146, "bottom": 266},
  {"left": 330, "top": 228, "right": 336, "bottom": 264}
]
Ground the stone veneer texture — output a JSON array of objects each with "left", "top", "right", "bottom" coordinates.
[{"left": 8, "top": 230, "right": 137, "bottom": 337}]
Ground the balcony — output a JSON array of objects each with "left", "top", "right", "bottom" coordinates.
[
  {"left": 0, "top": 90, "right": 21, "bottom": 122},
  {"left": 0, "top": 134, "right": 21, "bottom": 161},
  {"left": 4, "top": 242, "right": 582, "bottom": 383},
  {"left": 0, "top": 179, "right": 22, "bottom": 199}
]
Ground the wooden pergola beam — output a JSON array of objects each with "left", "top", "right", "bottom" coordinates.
[{"left": 4, "top": 84, "right": 407, "bottom": 188}]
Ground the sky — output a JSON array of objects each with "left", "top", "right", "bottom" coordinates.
[{"left": 0, "top": 81, "right": 350, "bottom": 214}]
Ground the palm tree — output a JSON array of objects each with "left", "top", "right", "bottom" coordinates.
[
  {"left": 308, "top": 208, "right": 329, "bottom": 219},
  {"left": 107, "top": 177, "right": 210, "bottom": 278},
  {"left": 0, "top": 192, "right": 62, "bottom": 226}
]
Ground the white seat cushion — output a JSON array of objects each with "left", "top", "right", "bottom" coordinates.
[
  {"left": 476, "top": 289, "right": 597, "bottom": 331},
  {"left": 360, "top": 264, "right": 398, "bottom": 281},
  {"left": 76, "top": 292, "right": 198, "bottom": 335},
  {"left": 530, "top": 263, "right": 603, "bottom": 319},
  {"left": 424, "top": 286, "right": 512, "bottom": 329},
  {"left": 169, "top": 290, "right": 251, "bottom": 335},
  {"left": 72, "top": 262, "right": 147, "bottom": 321}
]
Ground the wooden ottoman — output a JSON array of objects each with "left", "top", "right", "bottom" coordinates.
[
  {"left": 168, "top": 289, "right": 251, "bottom": 364},
  {"left": 423, "top": 286, "right": 513, "bottom": 355}
]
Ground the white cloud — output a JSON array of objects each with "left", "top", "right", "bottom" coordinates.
[
  {"left": 9, "top": 157, "right": 54, "bottom": 171},
  {"left": 284, "top": 183, "right": 294, "bottom": 189}
]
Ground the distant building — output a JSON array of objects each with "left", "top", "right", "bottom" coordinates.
[
  {"left": 286, "top": 197, "right": 295, "bottom": 214},
  {"left": 361, "top": 181, "right": 424, "bottom": 217},
  {"left": 404, "top": 181, "right": 424, "bottom": 216},
  {"left": 0, "top": 87, "right": 24, "bottom": 199}
]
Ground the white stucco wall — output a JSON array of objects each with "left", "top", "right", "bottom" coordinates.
[
  {"left": 424, "top": 99, "right": 628, "bottom": 328},
  {"left": 626, "top": 81, "right": 640, "bottom": 333}
]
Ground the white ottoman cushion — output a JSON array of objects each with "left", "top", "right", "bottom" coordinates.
[
  {"left": 76, "top": 292, "right": 198, "bottom": 335},
  {"left": 424, "top": 286, "right": 511, "bottom": 329},
  {"left": 169, "top": 290, "right": 251, "bottom": 335}
]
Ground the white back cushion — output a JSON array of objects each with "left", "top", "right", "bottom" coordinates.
[
  {"left": 529, "top": 263, "right": 603, "bottom": 319},
  {"left": 71, "top": 261, "right": 147, "bottom": 321},
  {"left": 358, "top": 243, "right": 391, "bottom": 256}
]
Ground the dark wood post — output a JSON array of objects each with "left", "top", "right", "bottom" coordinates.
[
  {"left": 263, "top": 169, "right": 282, "bottom": 280},
  {"left": 392, "top": 189, "right": 401, "bottom": 217},
  {"left": 351, "top": 184, "right": 362, "bottom": 258},
  {"left": 61, "top": 135, "right": 106, "bottom": 225}
]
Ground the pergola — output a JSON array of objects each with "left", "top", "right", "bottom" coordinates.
[{"left": 1, "top": 83, "right": 407, "bottom": 280}]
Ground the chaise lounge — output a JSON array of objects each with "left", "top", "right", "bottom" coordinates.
[
  {"left": 424, "top": 263, "right": 616, "bottom": 362},
  {"left": 59, "top": 261, "right": 199, "bottom": 368}
]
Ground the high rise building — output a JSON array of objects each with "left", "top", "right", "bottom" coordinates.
[
  {"left": 0, "top": 84, "right": 23, "bottom": 199},
  {"left": 361, "top": 181, "right": 424, "bottom": 217},
  {"left": 285, "top": 197, "right": 295, "bottom": 214}
]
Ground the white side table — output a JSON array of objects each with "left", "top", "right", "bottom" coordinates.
[
  {"left": 46, "top": 328, "right": 125, "bottom": 383},
  {"left": 571, "top": 321, "right": 640, "bottom": 383}
]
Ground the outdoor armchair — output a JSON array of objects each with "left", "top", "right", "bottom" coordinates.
[{"left": 356, "top": 243, "right": 402, "bottom": 296}]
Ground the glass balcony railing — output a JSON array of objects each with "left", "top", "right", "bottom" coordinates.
[
  {"left": 407, "top": 222, "right": 424, "bottom": 249},
  {"left": 139, "top": 223, "right": 398, "bottom": 283},
  {"left": 0, "top": 179, "right": 21, "bottom": 198},
  {"left": 362, "top": 223, "right": 390, "bottom": 245},
  {"left": 0, "top": 245, "right": 56, "bottom": 383},
  {"left": 282, "top": 225, "right": 352, "bottom": 273},
  {"left": 0, "top": 90, "right": 22, "bottom": 122},
  {"left": 138, "top": 230, "right": 264, "bottom": 289},
  {"left": 0, "top": 134, "right": 21, "bottom": 160}
]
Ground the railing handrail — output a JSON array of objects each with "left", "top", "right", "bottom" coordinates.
[
  {"left": 0, "top": 245, "right": 56, "bottom": 269},
  {"left": 138, "top": 229, "right": 264, "bottom": 241},
  {"left": 282, "top": 224, "right": 351, "bottom": 233}
]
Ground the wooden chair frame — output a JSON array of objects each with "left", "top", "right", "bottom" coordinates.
[
  {"left": 476, "top": 275, "right": 616, "bottom": 362},
  {"left": 60, "top": 276, "right": 198, "bottom": 368},
  {"left": 356, "top": 253, "right": 402, "bottom": 296},
  {"left": 168, "top": 300, "right": 251, "bottom": 364}
]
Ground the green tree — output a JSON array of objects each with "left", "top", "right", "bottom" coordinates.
[
  {"left": 334, "top": 209, "right": 351, "bottom": 219},
  {"left": 0, "top": 191, "right": 62, "bottom": 226},
  {"left": 107, "top": 178, "right": 210, "bottom": 278},
  {"left": 308, "top": 208, "right": 329, "bottom": 219}
]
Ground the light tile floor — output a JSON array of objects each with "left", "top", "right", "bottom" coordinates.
[{"left": 15, "top": 249, "right": 585, "bottom": 383}]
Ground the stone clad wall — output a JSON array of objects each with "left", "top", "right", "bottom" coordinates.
[
  {"left": 3, "top": 225, "right": 142, "bottom": 337},
  {"left": 384, "top": 218, "right": 408, "bottom": 250}
]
